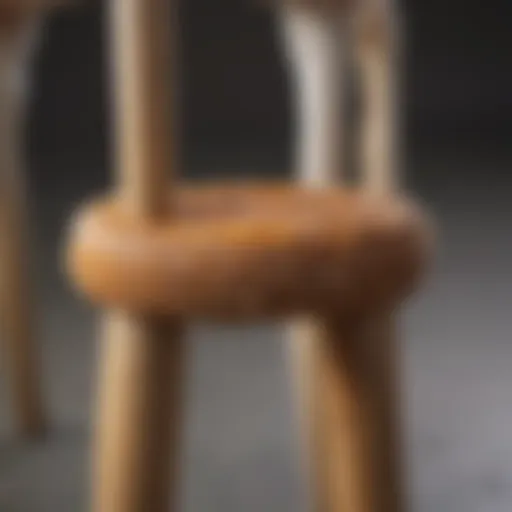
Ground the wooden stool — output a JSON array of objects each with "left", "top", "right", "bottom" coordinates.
[
  {"left": 65, "top": 0, "right": 432, "bottom": 511},
  {"left": 0, "top": 1, "right": 62, "bottom": 438}
]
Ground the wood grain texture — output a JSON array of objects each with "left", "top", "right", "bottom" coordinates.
[
  {"left": 93, "top": 311, "right": 184, "bottom": 512},
  {"left": 66, "top": 185, "right": 430, "bottom": 320},
  {"left": 279, "top": 8, "right": 345, "bottom": 185}
]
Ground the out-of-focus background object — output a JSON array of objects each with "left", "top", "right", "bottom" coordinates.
[
  {"left": 0, "top": 0, "right": 510, "bottom": 511},
  {"left": 0, "top": 0, "right": 64, "bottom": 442}
]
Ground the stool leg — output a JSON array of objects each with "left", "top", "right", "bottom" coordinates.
[
  {"left": 0, "top": 21, "right": 45, "bottom": 436},
  {"left": 354, "top": 0, "right": 401, "bottom": 192},
  {"left": 301, "top": 315, "right": 404, "bottom": 512},
  {"left": 0, "top": 195, "right": 45, "bottom": 437},
  {"left": 93, "top": 311, "right": 184, "bottom": 512},
  {"left": 278, "top": 9, "right": 352, "bottom": 510},
  {"left": 278, "top": 7, "right": 345, "bottom": 186}
]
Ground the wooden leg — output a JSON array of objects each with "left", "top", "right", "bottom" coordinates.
[
  {"left": 0, "top": 20, "right": 45, "bottom": 438},
  {"left": 278, "top": 7, "right": 346, "bottom": 186},
  {"left": 354, "top": 1, "right": 401, "bottom": 192},
  {"left": 93, "top": 311, "right": 185, "bottom": 512},
  {"left": 296, "top": 314, "right": 404, "bottom": 512},
  {"left": 278, "top": 8, "right": 352, "bottom": 510},
  {"left": 286, "top": 320, "right": 318, "bottom": 510},
  {"left": 0, "top": 193, "right": 46, "bottom": 438}
]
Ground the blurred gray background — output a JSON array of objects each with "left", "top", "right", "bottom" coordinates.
[{"left": 0, "top": 0, "right": 511, "bottom": 510}]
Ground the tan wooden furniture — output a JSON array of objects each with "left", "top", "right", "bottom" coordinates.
[
  {"left": 279, "top": 1, "right": 407, "bottom": 510},
  {"left": 0, "top": 1, "right": 60, "bottom": 438},
  {"left": 65, "top": 0, "right": 432, "bottom": 511}
]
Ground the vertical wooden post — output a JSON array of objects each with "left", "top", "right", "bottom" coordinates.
[
  {"left": 93, "top": 313, "right": 184, "bottom": 512},
  {"left": 354, "top": 1, "right": 401, "bottom": 192},
  {"left": 309, "top": 315, "right": 404, "bottom": 512},
  {"left": 0, "top": 19, "right": 45, "bottom": 438},
  {"left": 93, "top": 1, "right": 183, "bottom": 511},
  {"left": 279, "top": 4, "right": 404, "bottom": 512},
  {"left": 279, "top": 8, "right": 345, "bottom": 511},
  {"left": 0, "top": 181, "right": 46, "bottom": 438},
  {"left": 109, "top": 0, "right": 176, "bottom": 215},
  {"left": 279, "top": 8, "right": 345, "bottom": 186}
]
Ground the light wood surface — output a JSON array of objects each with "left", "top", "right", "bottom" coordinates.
[
  {"left": 354, "top": 0, "right": 401, "bottom": 192},
  {"left": 279, "top": 9, "right": 345, "bottom": 511},
  {"left": 61, "top": 0, "right": 428, "bottom": 510},
  {"left": 66, "top": 186, "right": 428, "bottom": 320},
  {"left": 109, "top": 0, "right": 175, "bottom": 217},
  {"left": 279, "top": 3, "right": 406, "bottom": 511},
  {"left": 93, "top": 312, "right": 184, "bottom": 512},
  {"left": 92, "top": 0, "right": 183, "bottom": 511},
  {"left": 309, "top": 314, "right": 405, "bottom": 512}
]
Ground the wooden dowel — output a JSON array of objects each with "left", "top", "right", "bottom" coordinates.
[
  {"left": 279, "top": 8, "right": 345, "bottom": 510},
  {"left": 309, "top": 315, "right": 405, "bottom": 512},
  {"left": 280, "top": 5, "right": 404, "bottom": 511},
  {"left": 93, "top": 312, "right": 184, "bottom": 512},
  {"left": 0, "top": 18, "right": 45, "bottom": 437},
  {"left": 109, "top": 0, "right": 176, "bottom": 216},
  {"left": 93, "top": 3, "right": 184, "bottom": 511},
  {"left": 279, "top": 8, "right": 345, "bottom": 185},
  {"left": 0, "top": 187, "right": 46, "bottom": 437},
  {"left": 355, "top": 3, "right": 401, "bottom": 192}
]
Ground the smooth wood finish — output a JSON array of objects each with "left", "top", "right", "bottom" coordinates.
[
  {"left": 67, "top": 186, "right": 428, "bottom": 320},
  {"left": 93, "top": 312, "right": 184, "bottom": 512},
  {"left": 289, "top": 315, "right": 405, "bottom": 512},
  {"left": 279, "top": 3, "right": 405, "bottom": 511},
  {"left": 279, "top": 9, "right": 345, "bottom": 511},
  {"left": 62, "top": 0, "right": 428, "bottom": 510},
  {"left": 0, "top": 17, "right": 45, "bottom": 437},
  {"left": 312, "top": 315, "right": 404, "bottom": 512},
  {"left": 280, "top": 8, "right": 345, "bottom": 185},
  {"left": 354, "top": 0, "right": 401, "bottom": 192},
  {"left": 109, "top": 0, "right": 175, "bottom": 216},
  {"left": 92, "top": 1, "right": 183, "bottom": 511}
]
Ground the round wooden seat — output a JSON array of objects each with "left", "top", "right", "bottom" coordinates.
[{"left": 66, "top": 185, "right": 431, "bottom": 320}]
